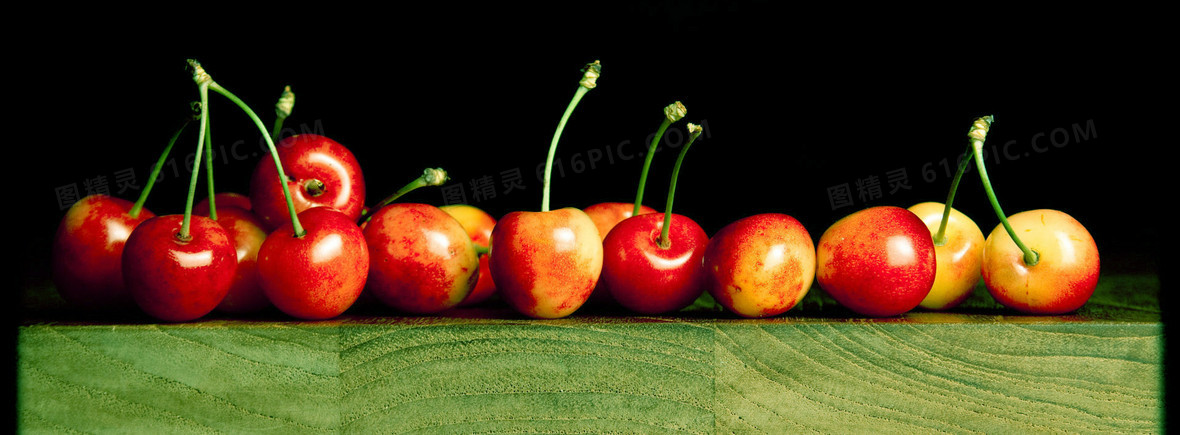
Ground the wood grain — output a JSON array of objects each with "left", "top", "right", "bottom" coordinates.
[{"left": 17, "top": 274, "right": 1163, "bottom": 434}]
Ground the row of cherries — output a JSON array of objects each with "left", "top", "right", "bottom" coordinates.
[{"left": 50, "top": 60, "right": 1100, "bottom": 322}]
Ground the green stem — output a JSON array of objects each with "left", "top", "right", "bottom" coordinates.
[
  {"left": 192, "top": 60, "right": 304, "bottom": 237},
  {"left": 473, "top": 243, "right": 490, "bottom": 255},
  {"left": 542, "top": 60, "right": 600, "bottom": 212},
  {"left": 203, "top": 108, "right": 217, "bottom": 221},
  {"left": 129, "top": 105, "right": 197, "bottom": 218},
  {"left": 932, "top": 143, "right": 974, "bottom": 245},
  {"left": 634, "top": 101, "right": 686, "bottom": 216},
  {"left": 179, "top": 83, "right": 210, "bottom": 241},
  {"left": 969, "top": 115, "right": 1039, "bottom": 266},
  {"left": 658, "top": 124, "right": 703, "bottom": 249},
  {"left": 361, "top": 168, "right": 449, "bottom": 223}
]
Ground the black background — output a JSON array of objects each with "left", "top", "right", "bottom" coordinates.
[{"left": 17, "top": 4, "right": 1164, "bottom": 298}]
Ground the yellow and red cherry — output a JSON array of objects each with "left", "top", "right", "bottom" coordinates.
[
  {"left": 440, "top": 204, "right": 499, "bottom": 307},
  {"left": 489, "top": 61, "right": 605, "bottom": 319},
  {"left": 601, "top": 124, "right": 707, "bottom": 314},
  {"left": 816, "top": 206, "right": 937, "bottom": 317},
  {"left": 965, "top": 116, "right": 1100, "bottom": 314},
  {"left": 703, "top": 213, "right": 816, "bottom": 318},
  {"left": 249, "top": 133, "right": 365, "bottom": 231},
  {"left": 908, "top": 202, "right": 985, "bottom": 310},
  {"left": 364, "top": 203, "right": 479, "bottom": 313}
]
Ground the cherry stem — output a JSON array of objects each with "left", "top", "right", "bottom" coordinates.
[
  {"left": 634, "top": 101, "right": 687, "bottom": 216},
  {"left": 361, "top": 168, "right": 449, "bottom": 223},
  {"left": 190, "top": 59, "right": 304, "bottom": 237},
  {"left": 969, "top": 115, "right": 1039, "bottom": 266},
  {"left": 129, "top": 103, "right": 200, "bottom": 218},
  {"left": 203, "top": 110, "right": 217, "bottom": 221},
  {"left": 658, "top": 123, "right": 702, "bottom": 249},
  {"left": 272, "top": 85, "right": 294, "bottom": 142},
  {"left": 473, "top": 243, "right": 490, "bottom": 255},
  {"left": 542, "top": 60, "right": 600, "bottom": 212},
  {"left": 179, "top": 82, "right": 211, "bottom": 241},
  {"left": 932, "top": 142, "right": 974, "bottom": 246}
]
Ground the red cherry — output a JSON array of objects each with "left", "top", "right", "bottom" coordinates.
[
  {"left": 816, "top": 206, "right": 937, "bottom": 317},
  {"left": 601, "top": 213, "right": 708, "bottom": 314},
  {"left": 51, "top": 195, "right": 155, "bottom": 311},
  {"left": 257, "top": 206, "right": 369, "bottom": 320},
  {"left": 488, "top": 208, "right": 603, "bottom": 319},
  {"left": 364, "top": 203, "right": 480, "bottom": 314},
  {"left": 582, "top": 202, "right": 660, "bottom": 308},
  {"left": 249, "top": 134, "right": 365, "bottom": 231},
  {"left": 212, "top": 207, "right": 271, "bottom": 314},
  {"left": 122, "top": 214, "right": 237, "bottom": 322},
  {"left": 194, "top": 192, "right": 252, "bottom": 216},
  {"left": 703, "top": 213, "right": 816, "bottom": 318}
]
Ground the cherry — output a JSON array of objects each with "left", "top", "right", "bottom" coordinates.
[
  {"left": 122, "top": 74, "right": 236, "bottom": 322},
  {"left": 583, "top": 101, "right": 685, "bottom": 307},
  {"left": 703, "top": 213, "right": 816, "bottom": 318},
  {"left": 52, "top": 101, "right": 200, "bottom": 312},
  {"left": 364, "top": 203, "right": 480, "bottom": 314},
  {"left": 601, "top": 124, "right": 707, "bottom": 314},
  {"left": 967, "top": 116, "right": 1100, "bottom": 314},
  {"left": 440, "top": 204, "right": 499, "bottom": 307},
  {"left": 815, "top": 206, "right": 937, "bottom": 317},
  {"left": 189, "top": 58, "right": 370, "bottom": 320},
  {"left": 249, "top": 133, "right": 365, "bottom": 231},
  {"left": 211, "top": 206, "right": 270, "bottom": 314},
  {"left": 194, "top": 192, "right": 252, "bottom": 216},
  {"left": 257, "top": 206, "right": 368, "bottom": 319},
  {"left": 488, "top": 61, "right": 605, "bottom": 319}
]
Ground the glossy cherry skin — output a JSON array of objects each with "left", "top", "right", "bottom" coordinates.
[
  {"left": 211, "top": 207, "right": 271, "bottom": 314},
  {"left": 122, "top": 215, "right": 237, "bottom": 322},
  {"left": 440, "top": 204, "right": 499, "bottom": 307},
  {"left": 982, "top": 209, "right": 1099, "bottom": 314},
  {"left": 908, "top": 202, "right": 985, "bottom": 310},
  {"left": 194, "top": 192, "right": 253, "bottom": 216},
  {"left": 249, "top": 134, "right": 365, "bottom": 231},
  {"left": 51, "top": 195, "right": 155, "bottom": 311},
  {"left": 582, "top": 202, "right": 659, "bottom": 307},
  {"left": 601, "top": 213, "right": 708, "bottom": 315},
  {"left": 703, "top": 213, "right": 816, "bottom": 318},
  {"left": 364, "top": 203, "right": 480, "bottom": 314},
  {"left": 488, "top": 207, "right": 603, "bottom": 319},
  {"left": 257, "top": 206, "right": 369, "bottom": 320},
  {"left": 816, "top": 206, "right": 936, "bottom": 317}
]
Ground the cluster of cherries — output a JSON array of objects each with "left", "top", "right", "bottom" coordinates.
[{"left": 50, "top": 60, "right": 1101, "bottom": 322}]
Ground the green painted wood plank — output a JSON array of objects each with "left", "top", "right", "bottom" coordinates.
[{"left": 17, "top": 274, "right": 1163, "bottom": 433}]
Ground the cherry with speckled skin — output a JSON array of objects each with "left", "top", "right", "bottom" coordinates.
[
  {"left": 982, "top": 209, "right": 1099, "bottom": 314},
  {"left": 122, "top": 214, "right": 237, "bottom": 322},
  {"left": 908, "top": 202, "right": 985, "bottom": 310},
  {"left": 257, "top": 206, "right": 369, "bottom": 320},
  {"left": 194, "top": 192, "right": 252, "bottom": 216},
  {"left": 365, "top": 203, "right": 480, "bottom": 314},
  {"left": 704, "top": 213, "right": 816, "bottom": 318},
  {"left": 211, "top": 207, "right": 271, "bottom": 314},
  {"left": 249, "top": 134, "right": 365, "bottom": 231},
  {"left": 816, "top": 206, "right": 936, "bottom": 317},
  {"left": 440, "top": 204, "right": 499, "bottom": 307},
  {"left": 488, "top": 208, "right": 603, "bottom": 319},
  {"left": 601, "top": 213, "right": 708, "bottom": 314},
  {"left": 52, "top": 195, "right": 156, "bottom": 311}
]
